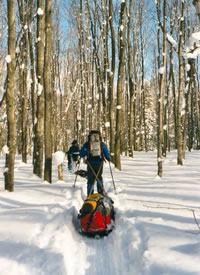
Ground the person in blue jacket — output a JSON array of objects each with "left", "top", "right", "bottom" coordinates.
[{"left": 80, "top": 130, "right": 110, "bottom": 196}]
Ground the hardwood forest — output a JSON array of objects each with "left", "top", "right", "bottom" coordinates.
[{"left": 1, "top": 0, "right": 200, "bottom": 191}]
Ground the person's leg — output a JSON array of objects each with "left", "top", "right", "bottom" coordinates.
[
  {"left": 94, "top": 164, "right": 104, "bottom": 194},
  {"left": 67, "top": 154, "right": 71, "bottom": 164},
  {"left": 96, "top": 164, "right": 104, "bottom": 194},
  {"left": 68, "top": 154, "right": 72, "bottom": 170},
  {"left": 71, "top": 159, "right": 76, "bottom": 173}
]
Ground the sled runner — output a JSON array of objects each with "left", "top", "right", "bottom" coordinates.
[{"left": 78, "top": 193, "right": 115, "bottom": 237}]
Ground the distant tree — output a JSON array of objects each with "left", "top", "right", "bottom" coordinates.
[
  {"left": 139, "top": 4, "right": 148, "bottom": 152},
  {"left": 168, "top": 2, "right": 178, "bottom": 151}
]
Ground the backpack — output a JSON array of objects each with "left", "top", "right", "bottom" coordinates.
[
  {"left": 88, "top": 131, "right": 102, "bottom": 158},
  {"left": 78, "top": 193, "right": 115, "bottom": 236}
]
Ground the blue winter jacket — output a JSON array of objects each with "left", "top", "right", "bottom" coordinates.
[{"left": 80, "top": 141, "right": 110, "bottom": 164}]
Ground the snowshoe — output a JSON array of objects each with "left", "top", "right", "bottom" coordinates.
[
  {"left": 74, "top": 169, "right": 88, "bottom": 178},
  {"left": 78, "top": 193, "right": 115, "bottom": 237}
]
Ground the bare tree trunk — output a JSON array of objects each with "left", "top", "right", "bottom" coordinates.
[
  {"left": 108, "top": 0, "right": 115, "bottom": 161},
  {"left": 140, "top": 18, "right": 147, "bottom": 152},
  {"left": 102, "top": 1, "right": 108, "bottom": 141},
  {"left": 157, "top": 0, "right": 167, "bottom": 177},
  {"left": 115, "top": 1, "right": 126, "bottom": 170},
  {"left": 187, "top": 59, "right": 196, "bottom": 151},
  {"left": 164, "top": 80, "right": 170, "bottom": 154},
  {"left": 4, "top": 0, "right": 16, "bottom": 192},
  {"left": 168, "top": 12, "right": 177, "bottom": 149},
  {"left": 21, "top": 47, "right": 28, "bottom": 163},
  {"left": 27, "top": 3, "right": 36, "bottom": 135},
  {"left": 79, "top": 0, "right": 86, "bottom": 145},
  {"left": 58, "top": 164, "right": 63, "bottom": 181},
  {"left": 33, "top": 0, "right": 45, "bottom": 177},
  {"left": 127, "top": 0, "right": 134, "bottom": 157},
  {"left": 44, "top": 0, "right": 52, "bottom": 183},
  {"left": 177, "top": 1, "right": 185, "bottom": 165},
  {"left": 133, "top": 38, "right": 138, "bottom": 151},
  {"left": 17, "top": 0, "right": 28, "bottom": 163},
  {"left": 52, "top": 55, "right": 57, "bottom": 152}
]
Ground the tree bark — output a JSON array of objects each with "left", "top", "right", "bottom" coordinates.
[
  {"left": 177, "top": 1, "right": 185, "bottom": 165},
  {"left": 108, "top": 0, "right": 115, "bottom": 161},
  {"left": 4, "top": 0, "right": 16, "bottom": 192},
  {"left": 157, "top": 0, "right": 167, "bottom": 177},
  {"left": 127, "top": 0, "right": 134, "bottom": 157},
  {"left": 44, "top": 0, "right": 52, "bottom": 183},
  {"left": 17, "top": 0, "right": 28, "bottom": 163},
  {"left": 33, "top": 0, "right": 45, "bottom": 177},
  {"left": 115, "top": 1, "right": 126, "bottom": 170}
]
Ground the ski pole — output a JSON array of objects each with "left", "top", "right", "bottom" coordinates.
[
  {"left": 73, "top": 161, "right": 80, "bottom": 188},
  {"left": 108, "top": 161, "right": 117, "bottom": 194}
]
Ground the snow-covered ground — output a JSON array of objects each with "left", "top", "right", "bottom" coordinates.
[{"left": 0, "top": 151, "right": 200, "bottom": 275}]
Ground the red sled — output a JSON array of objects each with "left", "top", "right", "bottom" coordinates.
[{"left": 78, "top": 193, "right": 115, "bottom": 237}]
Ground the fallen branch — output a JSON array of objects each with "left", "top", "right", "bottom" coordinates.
[{"left": 191, "top": 209, "right": 200, "bottom": 231}]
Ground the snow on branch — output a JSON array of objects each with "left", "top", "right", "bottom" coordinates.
[
  {"left": 183, "top": 32, "right": 200, "bottom": 59},
  {"left": 166, "top": 33, "right": 178, "bottom": 52},
  {"left": 158, "top": 66, "right": 165, "bottom": 74},
  {"left": 165, "top": 31, "right": 200, "bottom": 60}
]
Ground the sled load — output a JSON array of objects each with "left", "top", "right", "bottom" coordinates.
[{"left": 78, "top": 193, "right": 115, "bottom": 237}]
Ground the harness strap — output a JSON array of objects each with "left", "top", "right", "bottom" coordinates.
[
  {"left": 87, "top": 161, "right": 105, "bottom": 197},
  {"left": 86, "top": 211, "right": 95, "bottom": 231},
  {"left": 85, "top": 198, "right": 101, "bottom": 231},
  {"left": 86, "top": 198, "right": 105, "bottom": 232}
]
